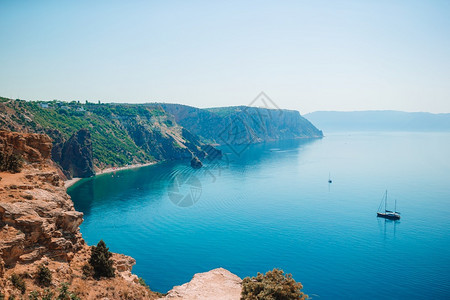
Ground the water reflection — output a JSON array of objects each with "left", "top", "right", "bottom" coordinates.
[{"left": 68, "top": 161, "right": 182, "bottom": 216}]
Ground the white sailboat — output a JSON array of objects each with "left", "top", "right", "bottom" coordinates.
[{"left": 377, "top": 190, "right": 400, "bottom": 220}]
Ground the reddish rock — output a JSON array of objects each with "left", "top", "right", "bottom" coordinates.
[{"left": 0, "top": 130, "right": 52, "bottom": 163}]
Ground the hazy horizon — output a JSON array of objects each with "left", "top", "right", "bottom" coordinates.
[{"left": 1, "top": 1, "right": 450, "bottom": 114}]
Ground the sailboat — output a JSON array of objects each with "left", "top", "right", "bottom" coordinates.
[
  {"left": 328, "top": 173, "right": 332, "bottom": 183},
  {"left": 377, "top": 190, "right": 400, "bottom": 220}
]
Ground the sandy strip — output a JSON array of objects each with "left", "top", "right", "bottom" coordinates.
[
  {"left": 97, "top": 162, "right": 156, "bottom": 175},
  {"left": 65, "top": 177, "right": 82, "bottom": 188},
  {"left": 64, "top": 162, "right": 157, "bottom": 189}
]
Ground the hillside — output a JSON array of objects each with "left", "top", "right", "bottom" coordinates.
[
  {"left": 305, "top": 110, "right": 450, "bottom": 133},
  {"left": 161, "top": 104, "right": 323, "bottom": 145},
  {"left": 0, "top": 98, "right": 210, "bottom": 178},
  {"left": 0, "top": 131, "right": 158, "bottom": 299},
  {"left": 1, "top": 97, "right": 323, "bottom": 178}
]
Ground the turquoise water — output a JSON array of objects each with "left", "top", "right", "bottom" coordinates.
[{"left": 68, "top": 132, "right": 450, "bottom": 299}]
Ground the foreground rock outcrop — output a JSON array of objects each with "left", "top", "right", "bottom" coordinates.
[
  {"left": 0, "top": 131, "right": 157, "bottom": 299},
  {"left": 0, "top": 130, "right": 246, "bottom": 299},
  {"left": 161, "top": 268, "right": 242, "bottom": 300},
  {"left": 0, "top": 130, "right": 52, "bottom": 164}
]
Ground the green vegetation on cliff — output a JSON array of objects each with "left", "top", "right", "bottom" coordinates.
[
  {"left": 241, "top": 268, "right": 307, "bottom": 300},
  {"left": 0, "top": 98, "right": 204, "bottom": 174},
  {"left": 89, "top": 240, "right": 115, "bottom": 279},
  {"left": 0, "top": 97, "right": 322, "bottom": 178}
]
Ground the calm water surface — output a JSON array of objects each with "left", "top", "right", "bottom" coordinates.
[{"left": 68, "top": 132, "right": 450, "bottom": 299}]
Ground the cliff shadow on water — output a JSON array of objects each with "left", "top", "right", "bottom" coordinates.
[
  {"left": 68, "top": 138, "right": 321, "bottom": 217},
  {"left": 67, "top": 161, "right": 184, "bottom": 217}
]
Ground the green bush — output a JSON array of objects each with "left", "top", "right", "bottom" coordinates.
[
  {"left": 88, "top": 240, "right": 115, "bottom": 279},
  {"left": 10, "top": 273, "right": 26, "bottom": 294},
  {"left": 82, "top": 263, "right": 94, "bottom": 278},
  {"left": 42, "top": 289, "right": 55, "bottom": 300},
  {"left": 57, "top": 283, "right": 80, "bottom": 300},
  {"left": 241, "top": 268, "right": 307, "bottom": 300},
  {"left": 138, "top": 277, "right": 150, "bottom": 289},
  {"left": 28, "top": 291, "right": 39, "bottom": 300},
  {"left": 36, "top": 264, "right": 52, "bottom": 287}
]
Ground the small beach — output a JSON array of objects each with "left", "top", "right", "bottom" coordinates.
[{"left": 64, "top": 162, "right": 157, "bottom": 189}]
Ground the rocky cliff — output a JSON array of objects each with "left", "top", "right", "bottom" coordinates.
[
  {"left": 161, "top": 104, "right": 323, "bottom": 145},
  {"left": 56, "top": 129, "right": 95, "bottom": 179},
  {"left": 0, "top": 131, "right": 157, "bottom": 299},
  {"left": 0, "top": 130, "right": 52, "bottom": 165},
  {"left": 0, "top": 98, "right": 219, "bottom": 178},
  {"left": 1, "top": 97, "right": 322, "bottom": 179}
]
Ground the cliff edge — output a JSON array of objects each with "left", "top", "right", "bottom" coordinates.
[
  {"left": 0, "top": 130, "right": 157, "bottom": 299},
  {"left": 161, "top": 268, "right": 242, "bottom": 300}
]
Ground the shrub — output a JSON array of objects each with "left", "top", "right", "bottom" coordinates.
[
  {"left": 28, "top": 291, "right": 39, "bottom": 300},
  {"left": 138, "top": 277, "right": 150, "bottom": 289},
  {"left": 57, "top": 283, "right": 80, "bottom": 300},
  {"left": 36, "top": 264, "right": 52, "bottom": 287},
  {"left": 10, "top": 273, "right": 26, "bottom": 294},
  {"left": 82, "top": 263, "right": 94, "bottom": 278},
  {"left": 42, "top": 289, "right": 55, "bottom": 300},
  {"left": 88, "top": 240, "right": 115, "bottom": 278},
  {"left": 241, "top": 268, "right": 307, "bottom": 300}
]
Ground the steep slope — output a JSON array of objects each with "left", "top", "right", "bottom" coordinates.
[
  {"left": 0, "top": 98, "right": 210, "bottom": 178},
  {"left": 161, "top": 104, "right": 323, "bottom": 145},
  {"left": 0, "top": 130, "right": 158, "bottom": 299},
  {"left": 1, "top": 97, "right": 322, "bottom": 179}
]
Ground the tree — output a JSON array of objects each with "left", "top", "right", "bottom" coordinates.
[
  {"left": 36, "top": 264, "right": 52, "bottom": 287},
  {"left": 88, "top": 240, "right": 115, "bottom": 278},
  {"left": 241, "top": 268, "right": 307, "bottom": 300}
]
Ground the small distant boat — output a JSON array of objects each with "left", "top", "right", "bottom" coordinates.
[
  {"left": 377, "top": 190, "right": 400, "bottom": 220},
  {"left": 328, "top": 173, "right": 332, "bottom": 183}
]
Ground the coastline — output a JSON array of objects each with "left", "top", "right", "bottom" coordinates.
[
  {"left": 64, "top": 177, "right": 82, "bottom": 188},
  {"left": 64, "top": 162, "right": 157, "bottom": 189}
]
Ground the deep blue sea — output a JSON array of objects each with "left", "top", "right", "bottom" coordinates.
[{"left": 68, "top": 132, "right": 450, "bottom": 299}]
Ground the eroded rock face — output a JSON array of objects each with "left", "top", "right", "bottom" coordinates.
[
  {"left": 58, "top": 129, "right": 95, "bottom": 178},
  {"left": 0, "top": 170, "right": 84, "bottom": 266},
  {"left": 0, "top": 130, "right": 52, "bottom": 163},
  {"left": 0, "top": 131, "right": 157, "bottom": 299},
  {"left": 162, "top": 268, "right": 242, "bottom": 300}
]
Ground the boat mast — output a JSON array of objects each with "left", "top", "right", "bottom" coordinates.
[{"left": 385, "top": 190, "right": 387, "bottom": 212}]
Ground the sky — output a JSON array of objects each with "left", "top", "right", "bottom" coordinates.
[{"left": 1, "top": 0, "right": 449, "bottom": 114}]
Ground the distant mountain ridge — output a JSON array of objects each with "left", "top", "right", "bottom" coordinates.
[
  {"left": 0, "top": 97, "right": 322, "bottom": 178},
  {"left": 304, "top": 110, "right": 450, "bottom": 132}
]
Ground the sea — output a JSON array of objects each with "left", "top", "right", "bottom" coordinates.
[{"left": 68, "top": 131, "right": 450, "bottom": 299}]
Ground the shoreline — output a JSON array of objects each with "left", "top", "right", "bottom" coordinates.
[{"left": 64, "top": 162, "right": 157, "bottom": 189}]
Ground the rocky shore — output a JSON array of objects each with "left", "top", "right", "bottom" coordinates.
[
  {"left": 0, "top": 130, "right": 242, "bottom": 299},
  {"left": 0, "top": 131, "right": 158, "bottom": 299}
]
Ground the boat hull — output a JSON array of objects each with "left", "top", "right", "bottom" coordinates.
[{"left": 377, "top": 212, "right": 400, "bottom": 220}]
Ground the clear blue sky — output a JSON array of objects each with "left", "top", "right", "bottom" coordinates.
[{"left": 1, "top": 0, "right": 449, "bottom": 113}]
